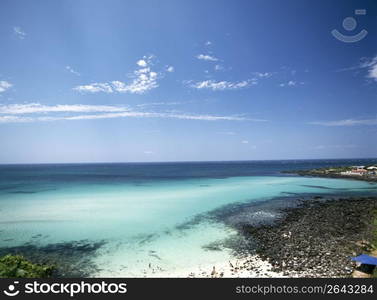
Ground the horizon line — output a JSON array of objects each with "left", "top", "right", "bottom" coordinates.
[{"left": 0, "top": 157, "right": 376, "bottom": 166}]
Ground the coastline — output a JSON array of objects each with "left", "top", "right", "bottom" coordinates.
[
  {"left": 282, "top": 169, "right": 377, "bottom": 183},
  {"left": 1, "top": 163, "right": 376, "bottom": 278},
  {"left": 230, "top": 196, "right": 376, "bottom": 278},
  {"left": 151, "top": 195, "right": 377, "bottom": 278},
  {"left": 2, "top": 195, "right": 376, "bottom": 278},
  {"left": 128, "top": 255, "right": 286, "bottom": 278}
]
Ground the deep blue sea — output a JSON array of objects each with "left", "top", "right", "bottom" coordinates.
[{"left": 0, "top": 159, "right": 376, "bottom": 277}]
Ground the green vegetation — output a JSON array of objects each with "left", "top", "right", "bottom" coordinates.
[
  {"left": 0, "top": 254, "right": 54, "bottom": 278},
  {"left": 282, "top": 166, "right": 353, "bottom": 174},
  {"left": 283, "top": 165, "right": 377, "bottom": 183},
  {"left": 303, "top": 166, "right": 353, "bottom": 174}
]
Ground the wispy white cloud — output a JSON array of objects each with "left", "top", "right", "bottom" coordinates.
[
  {"left": 241, "top": 140, "right": 257, "bottom": 148},
  {"left": 0, "top": 81, "right": 13, "bottom": 93},
  {"left": 190, "top": 79, "right": 256, "bottom": 91},
  {"left": 0, "top": 115, "right": 32, "bottom": 123},
  {"left": 0, "top": 111, "right": 247, "bottom": 123},
  {"left": 314, "top": 144, "right": 358, "bottom": 150},
  {"left": 65, "top": 66, "right": 80, "bottom": 76},
  {"left": 166, "top": 66, "right": 174, "bottom": 72},
  {"left": 309, "top": 118, "right": 377, "bottom": 126},
  {"left": 214, "top": 64, "right": 224, "bottom": 71},
  {"left": 205, "top": 41, "right": 212, "bottom": 46},
  {"left": 279, "top": 80, "right": 295, "bottom": 87},
  {"left": 74, "top": 83, "right": 113, "bottom": 93},
  {"left": 196, "top": 54, "right": 218, "bottom": 62},
  {"left": 279, "top": 80, "right": 304, "bottom": 87},
  {"left": 143, "top": 150, "right": 154, "bottom": 155},
  {"left": 363, "top": 56, "right": 377, "bottom": 81},
  {"left": 74, "top": 56, "right": 161, "bottom": 94},
  {"left": 166, "top": 113, "right": 251, "bottom": 121},
  {"left": 189, "top": 71, "right": 271, "bottom": 91},
  {"left": 0, "top": 103, "right": 128, "bottom": 114},
  {"left": 369, "top": 64, "right": 377, "bottom": 81},
  {"left": 254, "top": 72, "right": 272, "bottom": 78},
  {"left": 136, "top": 101, "right": 181, "bottom": 108},
  {"left": 218, "top": 131, "right": 236, "bottom": 135},
  {"left": 337, "top": 55, "right": 377, "bottom": 82},
  {"left": 0, "top": 103, "right": 266, "bottom": 123},
  {"left": 13, "top": 26, "right": 26, "bottom": 39}
]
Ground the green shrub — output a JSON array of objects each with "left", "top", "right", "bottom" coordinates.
[{"left": 0, "top": 254, "right": 54, "bottom": 278}]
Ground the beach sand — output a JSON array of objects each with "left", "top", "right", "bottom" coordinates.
[{"left": 132, "top": 254, "right": 306, "bottom": 278}]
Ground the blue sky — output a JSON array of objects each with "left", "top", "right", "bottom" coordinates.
[{"left": 0, "top": 0, "right": 376, "bottom": 163}]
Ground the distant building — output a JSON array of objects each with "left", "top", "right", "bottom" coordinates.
[{"left": 341, "top": 169, "right": 368, "bottom": 176}]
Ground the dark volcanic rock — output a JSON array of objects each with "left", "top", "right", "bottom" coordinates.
[{"left": 242, "top": 197, "right": 377, "bottom": 277}]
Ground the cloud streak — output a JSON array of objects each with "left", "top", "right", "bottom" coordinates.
[
  {"left": 279, "top": 80, "right": 304, "bottom": 87},
  {"left": 309, "top": 118, "right": 377, "bottom": 126},
  {"left": 338, "top": 55, "right": 377, "bottom": 82},
  {"left": 190, "top": 79, "right": 256, "bottom": 91},
  {"left": 0, "top": 103, "right": 266, "bottom": 124},
  {"left": 314, "top": 144, "right": 358, "bottom": 150},
  {"left": 0, "top": 103, "right": 129, "bottom": 114}
]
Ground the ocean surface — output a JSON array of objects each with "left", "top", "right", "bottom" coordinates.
[{"left": 0, "top": 159, "right": 376, "bottom": 277}]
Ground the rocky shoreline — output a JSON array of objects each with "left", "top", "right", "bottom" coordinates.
[
  {"left": 283, "top": 170, "right": 377, "bottom": 183},
  {"left": 1, "top": 195, "right": 376, "bottom": 278},
  {"left": 241, "top": 196, "right": 377, "bottom": 277}
]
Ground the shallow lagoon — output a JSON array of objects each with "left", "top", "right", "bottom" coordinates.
[{"left": 0, "top": 160, "right": 376, "bottom": 276}]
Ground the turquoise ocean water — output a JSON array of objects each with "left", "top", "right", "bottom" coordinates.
[{"left": 0, "top": 159, "right": 376, "bottom": 276}]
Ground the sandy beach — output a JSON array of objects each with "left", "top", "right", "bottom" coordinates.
[{"left": 129, "top": 254, "right": 288, "bottom": 278}]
